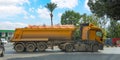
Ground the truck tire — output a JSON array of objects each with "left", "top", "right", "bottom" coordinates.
[
  {"left": 92, "top": 45, "right": 98, "bottom": 52},
  {"left": 14, "top": 44, "right": 24, "bottom": 52},
  {"left": 37, "top": 42, "right": 47, "bottom": 52},
  {"left": 65, "top": 44, "right": 73, "bottom": 52},
  {"left": 26, "top": 43, "right": 35, "bottom": 52}
]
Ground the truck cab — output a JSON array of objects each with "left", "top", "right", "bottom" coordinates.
[{"left": 80, "top": 23, "right": 104, "bottom": 50}]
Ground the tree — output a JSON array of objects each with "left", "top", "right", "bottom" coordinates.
[
  {"left": 61, "top": 10, "right": 81, "bottom": 26},
  {"left": 45, "top": 2, "right": 57, "bottom": 26},
  {"left": 61, "top": 10, "right": 81, "bottom": 40},
  {"left": 88, "top": 0, "right": 120, "bottom": 20},
  {"left": 80, "top": 14, "right": 99, "bottom": 26},
  {"left": 107, "top": 20, "right": 120, "bottom": 38},
  {"left": 80, "top": 14, "right": 108, "bottom": 28}
]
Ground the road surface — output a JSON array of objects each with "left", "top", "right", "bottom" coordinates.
[{"left": 0, "top": 43, "right": 120, "bottom": 60}]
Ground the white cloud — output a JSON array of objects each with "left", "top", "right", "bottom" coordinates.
[
  {"left": 0, "top": 21, "right": 27, "bottom": 30},
  {"left": 51, "top": 0, "right": 78, "bottom": 9},
  {"left": 0, "top": 0, "right": 29, "bottom": 17},
  {"left": 37, "top": 7, "right": 50, "bottom": 19},
  {"left": 0, "top": 5, "right": 26, "bottom": 17},
  {"left": 0, "top": 0, "right": 29, "bottom": 6},
  {"left": 84, "top": 0, "right": 90, "bottom": 11}
]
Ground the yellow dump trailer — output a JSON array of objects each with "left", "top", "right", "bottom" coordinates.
[
  {"left": 11, "top": 25, "right": 75, "bottom": 42},
  {"left": 11, "top": 23, "right": 104, "bottom": 52}
]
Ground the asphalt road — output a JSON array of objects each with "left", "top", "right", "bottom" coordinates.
[{"left": 0, "top": 43, "right": 120, "bottom": 60}]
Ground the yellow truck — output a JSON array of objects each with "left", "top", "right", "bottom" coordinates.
[{"left": 10, "top": 23, "right": 104, "bottom": 52}]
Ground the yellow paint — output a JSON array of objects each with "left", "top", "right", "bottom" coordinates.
[
  {"left": 11, "top": 25, "right": 76, "bottom": 42},
  {"left": 11, "top": 24, "right": 103, "bottom": 44},
  {"left": 81, "top": 24, "right": 103, "bottom": 43}
]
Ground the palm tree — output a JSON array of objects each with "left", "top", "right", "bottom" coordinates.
[{"left": 45, "top": 2, "right": 57, "bottom": 26}]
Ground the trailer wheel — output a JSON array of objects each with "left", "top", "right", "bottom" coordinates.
[
  {"left": 92, "top": 45, "right": 98, "bottom": 52},
  {"left": 14, "top": 44, "right": 24, "bottom": 52},
  {"left": 37, "top": 42, "right": 47, "bottom": 52},
  {"left": 65, "top": 44, "right": 73, "bottom": 52},
  {"left": 26, "top": 43, "right": 35, "bottom": 52}
]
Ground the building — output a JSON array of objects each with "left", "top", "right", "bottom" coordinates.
[{"left": 0, "top": 30, "right": 14, "bottom": 41}]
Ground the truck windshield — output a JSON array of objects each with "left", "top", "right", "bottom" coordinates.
[{"left": 96, "top": 31, "right": 103, "bottom": 37}]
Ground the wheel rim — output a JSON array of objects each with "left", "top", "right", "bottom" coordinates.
[
  {"left": 65, "top": 44, "right": 73, "bottom": 52},
  {"left": 37, "top": 42, "right": 47, "bottom": 51},
  {"left": 15, "top": 44, "right": 24, "bottom": 52},
  {"left": 26, "top": 44, "right": 35, "bottom": 52}
]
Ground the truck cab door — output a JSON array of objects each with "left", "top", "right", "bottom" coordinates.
[
  {"left": 88, "top": 30, "right": 96, "bottom": 41},
  {"left": 88, "top": 30, "right": 103, "bottom": 43}
]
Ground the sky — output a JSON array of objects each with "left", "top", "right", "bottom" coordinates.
[{"left": 0, "top": 0, "right": 92, "bottom": 30}]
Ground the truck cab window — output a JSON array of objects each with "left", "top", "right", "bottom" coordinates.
[{"left": 96, "top": 31, "right": 102, "bottom": 37}]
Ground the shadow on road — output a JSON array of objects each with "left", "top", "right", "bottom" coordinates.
[{"left": 5, "top": 49, "right": 101, "bottom": 54}]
